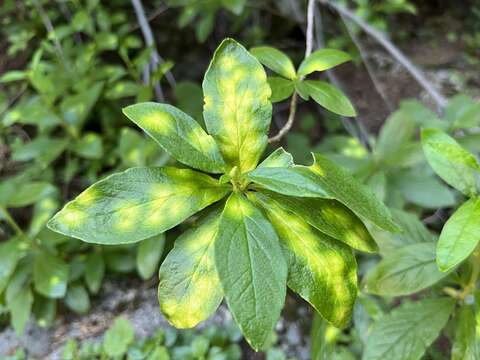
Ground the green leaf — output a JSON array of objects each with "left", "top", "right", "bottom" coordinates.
[
  {"left": 258, "top": 148, "right": 294, "bottom": 169},
  {"left": 137, "top": 234, "right": 165, "bottom": 279},
  {"left": 0, "top": 70, "right": 28, "bottom": 83},
  {"left": 7, "top": 286, "right": 33, "bottom": 335},
  {"left": 6, "top": 182, "right": 56, "bottom": 207},
  {"left": 250, "top": 192, "right": 357, "bottom": 328},
  {"left": 33, "top": 251, "right": 69, "bottom": 298},
  {"left": 267, "top": 77, "right": 295, "bottom": 103},
  {"left": 123, "top": 102, "right": 226, "bottom": 173},
  {"left": 48, "top": 167, "right": 230, "bottom": 245},
  {"left": 158, "top": 210, "right": 222, "bottom": 328},
  {"left": 303, "top": 80, "right": 356, "bottom": 117},
  {"left": 215, "top": 193, "right": 287, "bottom": 350},
  {"left": 65, "top": 284, "right": 90, "bottom": 314},
  {"left": 422, "top": 128, "right": 480, "bottom": 196},
  {"left": 203, "top": 38, "right": 272, "bottom": 173},
  {"left": 71, "top": 133, "right": 103, "bottom": 160},
  {"left": 364, "top": 242, "right": 448, "bottom": 296},
  {"left": 250, "top": 46, "right": 296, "bottom": 80},
  {"left": 452, "top": 305, "right": 480, "bottom": 360},
  {"left": 363, "top": 298, "right": 455, "bottom": 360},
  {"left": 297, "top": 49, "right": 351, "bottom": 76},
  {"left": 85, "top": 253, "right": 105, "bottom": 294},
  {"left": 256, "top": 190, "right": 377, "bottom": 253},
  {"left": 436, "top": 197, "right": 480, "bottom": 272},
  {"left": 103, "top": 317, "right": 135, "bottom": 357},
  {"left": 0, "top": 238, "right": 24, "bottom": 294}
]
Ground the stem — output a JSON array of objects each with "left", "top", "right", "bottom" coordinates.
[
  {"left": 460, "top": 246, "right": 480, "bottom": 300},
  {"left": 268, "top": 0, "right": 314, "bottom": 143},
  {"left": 0, "top": 206, "right": 23, "bottom": 236}
]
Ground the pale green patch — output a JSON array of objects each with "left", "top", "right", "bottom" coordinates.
[
  {"left": 203, "top": 38, "right": 272, "bottom": 173},
  {"left": 158, "top": 210, "right": 223, "bottom": 328}
]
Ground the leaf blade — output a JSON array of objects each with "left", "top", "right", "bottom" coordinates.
[
  {"left": 250, "top": 46, "right": 296, "bottom": 80},
  {"left": 303, "top": 80, "right": 356, "bottom": 117},
  {"left": 298, "top": 49, "right": 352, "bottom": 76}
]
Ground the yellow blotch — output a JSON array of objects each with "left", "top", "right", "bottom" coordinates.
[
  {"left": 76, "top": 190, "right": 98, "bottom": 207},
  {"left": 232, "top": 68, "right": 247, "bottom": 83},
  {"left": 50, "top": 276, "right": 60, "bottom": 287},
  {"left": 62, "top": 208, "right": 85, "bottom": 227},
  {"left": 143, "top": 112, "right": 173, "bottom": 133},
  {"left": 114, "top": 206, "right": 140, "bottom": 230},
  {"left": 221, "top": 54, "right": 236, "bottom": 70}
]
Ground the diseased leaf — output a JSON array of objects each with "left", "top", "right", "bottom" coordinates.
[
  {"left": 363, "top": 298, "right": 455, "bottom": 360},
  {"left": 250, "top": 192, "right": 357, "bottom": 328},
  {"left": 303, "top": 80, "right": 356, "bottom": 117},
  {"left": 203, "top": 38, "right": 272, "bottom": 173},
  {"left": 48, "top": 167, "right": 230, "bottom": 245},
  {"left": 123, "top": 102, "right": 226, "bottom": 173},
  {"left": 215, "top": 193, "right": 287, "bottom": 350},
  {"left": 267, "top": 77, "right": 295, "bottom": 103},
  {"left": 297, "top": 49, "right": 351, "bottom": 76},
  {"left": 452, "top": 305, "right": 480, "bottom": 360},
  {"left": 250, "top": 46, "right": 296, "bottom": 80},
  {"left": 137, "top": 233, "right": 165, "bottom": 279},
  {"left": 436, "top": 198, "right": 480, "bottom": 272},
  {"left": 256, "top": 190, "right": 377, "bottom": 253},
  {"left": 258, "top": 148, "right": 294, "bottom": 169},
  {"left": 422, "top": 128, "right": 480, "bottom": 196},
  {"left": 364, "top": 242, "right": 448, "bottom": 296},
  {"left": 33, "top": 251, "right": 69, "bottom": 299},
  {"left": 158, "top": 210, "right": 222, "bottom": 328}
]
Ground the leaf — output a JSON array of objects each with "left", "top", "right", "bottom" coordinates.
[
  {"left": 7, "top": 182, "right": 56, "bottom": 207},
  {"left": 137, "top": 234, "right": 165, "bottom": 280},
  {"left": 65, "top": 284, "right": 90, "bottom": 314},
  {"left": 71, "top": 133, "right": 103, "bottom": 160},
  {"left": 247, "top": 166, "right": 333, "bottom": 198},
  {"left": 452, "top": 305, "right": 480, "bottom": 360},
  {"left": 123, "top": 102, "right": 226, "bottom": 173},
  {"left": 158, "top": 210, "right": 223, "bottom": 328},
  {"left": 103, "top": 317, "right": 135, "bottom": 357},
  {"left": 303, "top": 80, "right": 356, "bottom": 117},
  {"left": 362, "top": 298, "right": 455, "bottom": 360},
  {"left": 364, "top": 242, "right": 448, "bottom": 296},
  {"left": 0, "top": 238, "right": 24, "bottom": 294},
  {"left": 258, "top": 148, "right": 294, "bottom": 168},
  {"left": 85, "top": 252, "right": 105, "bottom": 294},
  {"left": 297, "top": 49, "right": 351, "bottom": 76},
  {"left": 256, "top": 190, "right": 377, "bottom": 253},
  {"left": 0, "top": 70, "right": 28, "bottom": 83},
  {"left": 203, "top": 38, "right": 272, "bottom": 173},
  {"left": 436, "top": 198, "right": 480, "bottom": 272},
  {"left": 215, "top": 193, "right": 287, "bottom": 350},
  {"left": 60, "top": 83, "right": 103, "bottom": 131},
  {"left": 422, "top": 128, "right": 480, "bottom": 196},
  {"left": 250, "top": 192, "right": 357, "bottom": 328},
  {"left": 267, "top": 77, "right": 295, "bottom": 103},
  {"left": 48, "top": 167, "right": 230, "bottom": 245},
  {"left": 7, "top": 286, "right": 33, "bottom": 335},
  {"left": 250, "top": 46, "right": 296, "bottom": 80},
  {"left": 33, "top": 251, "right": 69, "bottom": 298}
]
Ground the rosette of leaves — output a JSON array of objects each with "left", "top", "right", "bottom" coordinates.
[
  {"left": 48, "top": 38, "right": 397, "bottom": 350},
  {"left": 250, "top": 45, "right": 356, "bottom": 117}
]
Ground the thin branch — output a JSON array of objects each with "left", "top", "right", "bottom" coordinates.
[
  {"left": 269, "top": 0, "right": 315, "bottom": 143},
  {"left": 317, "top": 0, "right": 447, "bottom": 113},
  {"left": 131, "top": 0, "right": 175, "bottom": 102}
]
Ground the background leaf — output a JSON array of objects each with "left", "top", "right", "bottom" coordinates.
[{"left": 250, "top": 46, "right": 296, "bottom": 80}]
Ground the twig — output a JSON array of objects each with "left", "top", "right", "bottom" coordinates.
[
  {"left": 131, "top": 0, "right": 176, "bottom": 102},
  {"left": 317, "top": 0, "right": 447, "bottom": 113},
  {"left": 314, "top": 4, "right": 372, "bottom": 150},
  {"left": 269, "top": 0, "right": 315, "bottom": 143}
]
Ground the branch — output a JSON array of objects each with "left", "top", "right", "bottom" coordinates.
[
  {"left": 317, "top": 0, "right": 447, "bottom": 112},
  {"left": 131, "top": 0, "right": 176, "bottom": 102},
  {"left": 269, "top": 0, "right": 315, "bottom": 143}
]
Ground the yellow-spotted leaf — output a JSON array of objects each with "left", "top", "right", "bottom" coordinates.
[
  {"left": 215, "top": 193, "right": 287, "bottom": 350},
  {"left": 257, "top": 190, "right": 377, "bottom": 253},
  {"left": 297, "top": 49, "right": 352, "bottom": 76},
  {"left": 123, "top": 102, "right": 226, "bottom": 174},
  {"left": 48, "top": 167, "right": 230, "bottom": 245},
  {"left": 158, "top": 209, "right": 223, "bottom": 328},
  {"left": 250, "top": 192, "right": 357, "bottom": 328},
  {"left": 203, "top": 38, "right": 272, "bottom": 173}
]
